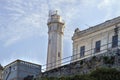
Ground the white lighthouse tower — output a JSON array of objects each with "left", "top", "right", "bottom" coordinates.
[{"left": 47, "top": 10, "right": 65, "bottom": 70}]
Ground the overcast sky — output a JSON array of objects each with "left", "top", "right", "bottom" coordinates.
[{"left": 0, "top": 0, "right": 120, "bottom": 68}]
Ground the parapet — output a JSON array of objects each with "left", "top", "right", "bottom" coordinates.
[{"left": 47, "top": 10, "right": 65, "bottom": 25}]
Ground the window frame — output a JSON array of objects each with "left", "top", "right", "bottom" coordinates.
[
  {"left": 80, "top": 46, "right": 85, "bottom": 57},
  {"left": 95, "top": 40, "right": 101, "bottom": 53},
  {"left": 112, "top": 35, "right": 118, "bottom": 48}
]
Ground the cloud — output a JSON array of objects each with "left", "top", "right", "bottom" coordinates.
[
  {"left": 4, "top": 36, "right": 21, "bottom": 47},
  {"left": 97, "top": 0, "right": 114, "bottom": 20},
  {"left": 0, "top": 0, "right": 49, "bottom": 46},
  {"left": 0, "top": 0, "right": 80, "bottom": 46},
  {"left": 1, "top": 0, "right": 120, "bottom": 67},
  {"left": 1, "top": 50, "right": 42, "bottom": 66},
  {"left": 1, "top": 0, "right": 120, "bottom": 47},
  {"left": 98, "top": 0, "right": 114, "bottom": 9},
  {"left": 97, "top": 0, "right": 120, "bottom": 20}
]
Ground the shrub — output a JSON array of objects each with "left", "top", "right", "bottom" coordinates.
[
  {"left": 80, "top": 60, "right": 83, "bottom": 65},
  {"left": 103, "top": 56, "right": 115, "bottom": 64},
  {"left": 90, "top": 68, "right": 120, "bottom": 80},
  {"left": 39, "top": 68, "right": 120, "bottom": 80}
]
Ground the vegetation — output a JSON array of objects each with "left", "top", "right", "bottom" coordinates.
[
  {"left": 24, "top": 75, "right": 35, "bottom": 80},
  {"left": 103, "top": 56, "right": 115, "bottom": 64},
  {"left": 80, "top": 60, "right": 84, "bottom": 65},
  {"left": 38, "top": 68, "right": 120, "bottom": 80}
]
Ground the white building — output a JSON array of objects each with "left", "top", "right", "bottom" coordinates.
[
  {"left": 47, "top": 11, "right": 65, "bottom": 70},
  {"left": 72, "top": 17, "right": 120, "bottom": 62}
]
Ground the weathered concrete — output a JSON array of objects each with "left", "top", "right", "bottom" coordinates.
[
  {"left": 72, "top": 16, "right": 120, "bottom": 62},
  {"left": 0, "top": 65, "right": 3, "bottom": 80},
  {"left": 3, "top": 60, "right": 41, "bottom": 80},
  {"left": 47, "top": 11, "right": 65, "bottom": 70},
  {"left": 42, "top": 48, "right": 120, "bottom": 77},
  {"left": 42, "top": 16, "right": 120, "bottom": 78}
]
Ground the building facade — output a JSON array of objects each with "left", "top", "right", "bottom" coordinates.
[
  {"left": 42, "top": 16, "right": 120, "bottom": 77},
  {"left": 47, "top": 11, "right": 65, "bottom": 70},
  {"left": 2, "top": 60, "right": 41, "bottom": 80},
  {"left": 0, "top": 65, "right": 3, "bottom": 80},
  {"left": 72, "top": 17, "right": 120, "bottom": 62}
]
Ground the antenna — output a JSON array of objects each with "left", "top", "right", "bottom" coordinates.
[{"left": 85, "top": 24, "right": 90, "bottom": 27}]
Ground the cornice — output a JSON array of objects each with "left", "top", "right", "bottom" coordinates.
[{"left": 72, "top": 16, "right": 120, "bottom": 40}]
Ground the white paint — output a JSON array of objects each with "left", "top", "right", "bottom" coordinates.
[
  {"left": 47, "top": 11, "right": 65, "bottom": 70},
  {"left": 72, "top": 21, "right": 120, "bottom": 62}
]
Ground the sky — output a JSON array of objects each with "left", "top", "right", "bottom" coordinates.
[{"left": 0, "top": 0, "right": 120, "bottom": 68}]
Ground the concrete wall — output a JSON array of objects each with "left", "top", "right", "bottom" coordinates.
[
  {"left": 3, "top": 60, "right": 41, "bottom": 80},
  {"left": 3, "top": 62, "right": 18, "bottom": 80},
  {"left": 42, "top": 17, "right": 120, "bottom": 78},
  {"left": 17, "top": 61, "right": 41, "bottom": 80},
  {"left": 42, "top": 48, "right": 120, "bottom": 77},
  {"left": 72, "top": 23, "right": 120, "bottom": 62},
  {"left": 0, "top": 70, "right": 3, "bottom": 80}
]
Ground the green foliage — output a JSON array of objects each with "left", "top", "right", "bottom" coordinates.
[
  {"left": 80, "top": 60, "right": 83, "bottom": 65},
  {"left": 92, "top": 56, "right": 96, "bottom": 60},
  {"left": 24, "top": 75, "right": 34, "bottom": 80},
  {"left": 90, "top": 68, "right": 120, "bottom": 80},
  {"left": 40, "top": 77, "right": 58, "bottom": 80},
  {"left": 103, "top": 56, "right": 115, "bottom": 64},
  {"left": 38, "top": 68, "right": 120, "bottom": 80},
  {"left": 71, "top": 75, "right": 96, "bottom": 80}
]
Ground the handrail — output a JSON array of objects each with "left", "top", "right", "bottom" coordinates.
[{"left": 41, "top": 40, "right": 120, "bottom": 72}]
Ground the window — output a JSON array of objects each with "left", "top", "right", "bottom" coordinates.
[
  {"left": 58, "top": 52, "right": 60, "bottom": 57},
  {"left": 112, "top": 35, "right": 118, "bottom": 48},
  {"left": 95, "top": 40, "right": 101, "bottom": 53},
  {"left": 80, "top": 46, "right": 85, "bottom": 57},
  {"left": 12, "top": 66, "right": 17, "bottom": 71}
]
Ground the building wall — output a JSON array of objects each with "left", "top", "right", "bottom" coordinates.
[
  {"left": 72, "top": 22, "right": 120, "bottom": 62},
  {"left": 3, "top": 60, "right": 41, "bottom": 80},
  {"left": 42, "top": 48, "right": 120, "bottom": 77},
  {"left": 42, "top": 17, "right": 120, "bottom": 77},
  {"left": 17, "top": 61, "right": 41, "bottom": 80},
  {"left": 0, "top": 70, "right": 3, "bottom": 80},
  {"left": 3, "top": 62, "right": 17, "bottom": 80}
]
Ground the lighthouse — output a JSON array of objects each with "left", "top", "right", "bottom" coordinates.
[{"left": 47, "top": 10, "right": 65, "bottom": 70}]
